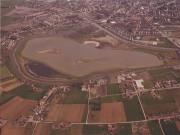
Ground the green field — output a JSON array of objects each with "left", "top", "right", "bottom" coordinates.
[
  {"left": 0, "top": 64, "right": 11, "bottom": 79},
  {"left": 140, "top": 36, "right": 175, "bottom": 48},
  {"left": 1, "top": 7, "right": 13, "bottom": 16},
  {"left": 1, "top": 76, "right": 15, "bottom": 83},
  {"left": 0, "top": 92, "right": 15, "bottom": 106},
  {"left": 90, "top": 95, "right": 122, "bottom": 103},
  {"left": 0, "top": 84, "right": 48, "bottom": 106},
  {"left": 140, "top": 91, "right": 175, "bottom": 105},
  {"left": 3, "top": 59, "right": 17, "bottom": 78},
  {"left": 82, "top": 124, "right": 108, "bottom": 135},
  {"left": 142, "top": 80, "right": 154, "bottom": 89},
  {"left": 133, "top": 47, "right": 173, "bottom": 58},
  {"left": 1, "top": 0, "right": 29, "bottom": 26},
  {"left": 107, "top": 83, "right": 122, "bottom": 95},
  {"left": 1, "top": 16, "right": 19, "bottom": 26},
  {"left": 63, "top": 91, "right": 88, "bottom": 104},
  {"left": 1, "top": 80, "right": 20, "bottom": 88},
  {"left": 81, "top": 104, "right": 88, "bottom": 122},
  {"left": 115, "top": 123, "right": 132, "bottom": 135},
  {"left": 141, "top": 90, "right": 179, "bottom": 115},
  {"left": 157, "top": 37, "right": 175, "bottom": 48},
  {"left": 50, "top": 129, "right": 70, "bottom": 135},
  {"left": 161, "top": 119, "right": 180, "bottom": 135},
  {"left": 122, "top": 96, "right": 145, "bottom": 121},
  {"left": 90, "top": 95, "right": 145, "bottom": 121},
  {"left": 149, "top": 68, "right": 180, "bottom": 81},
  {"left": 9, "top": 84, "right": 47, "bottom": 101},
  {"left": 147, "top": 120, "right": 164, "bottom": 135},
  {"left": 143, "top": 103, "right": 178, "bottom": 116}
]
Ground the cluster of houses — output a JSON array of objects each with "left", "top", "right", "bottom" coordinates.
[
  {"left": 0, "top": 119, "right": 6, "bottom": 128},
  {"left": 153, "top": 79, "right": 178, "bottom": 89},
  {"left": 147, "top": 112, "right": 179, "bottom": 120},
  {"left": 52, "top": 122, "right": 72, "bottom": 130},
  {"left": 132, "top": 122, "right": 150, "bottom": 135},
  {"left": 173, "top": 65, "right": 180, "bottom": 70}
]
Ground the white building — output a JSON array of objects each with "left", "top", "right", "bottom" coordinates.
[{"left": 134, "top": 79, "right": 144, "bottom": 89}]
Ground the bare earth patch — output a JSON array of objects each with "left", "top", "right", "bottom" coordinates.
[
  {"left": 1, "top": 122, "right": 25, "bottom": 135},
  {"left": 0, "top": 96, "right": 37, "bottom": 120},
  {"left": 92, "top": 35, "right": 119, "bottom": 46},
  {"left": 34, "top": 123, "right": 51, "bottom": 135},
  {"left": 88, "top": 102, "right": 127, "bottom": 123},
  {"left": 46, "top": 104, "right": 85, "bottom": 122}
]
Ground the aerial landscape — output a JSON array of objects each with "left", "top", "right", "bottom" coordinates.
[{"left": 0, "top": 0, "right": 180, "bottom": 135}]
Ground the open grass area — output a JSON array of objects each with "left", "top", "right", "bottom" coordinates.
[
  {"left": 81, "top": 104, "right": 88, "bottom": 122},
  {"left": 68, "top": 25, "right": 97, "bottom": 42},
  {"left": 8, "top": 84, "right": 47, "bottom": 101},
  {"left": 161, "top": 119, "right": 180, "bottom": 135},
  {"left": 1, "top": 7, "right": 14, "bottom": 16},
  {"left": 0, "top": 64, "right": 11, "bottom": 79},
  {"left": 1, "top": 0, "right": 28, "bottom": 7},
  {"left": 141, "top": 36, "right": 157, "bottom": 41},
  {"left": 122, "top": 96, "right": 145, "bottom": 121},
  {"left": 50, "top": 129, "right": 70, "bottom": 135},
  {"left": 90, "top": 95, "right": 122, "bottom": 103},
  {"left": 90, "top": 95, "right": 144, "bottom": 121},
  {"left": 149, "top": 68, "right": 180, "bottom": 81},
  {"left": 63, "top": 91, "right": 88, "bottom": 104},
  {"left": 140, "top": 91, "right": 175, "bottom": 105},
  {"left": 82, "top": 124, "right": 108, "bottom": 135},
  {"left": 140, "top": 36, "right": 175, "bottom": 48},
  {"left": 141, "top": 89, "right": 179, "bottom": 115},
  {"left": 157, "top": 37, "right": 175, "bottom": 48},
  {"left": 1, "top": 80, "right": 20, "bottom": 88},
  {"left": 4, "top": 60, "right": 17, "bottom": 78},
  {"left": 70, "top": 83, "right": 83, "bottom": 91},
  {"left": 162, "top": 27, "right": 180, "bottom": 32},
  {"left": 0, "top": 92, "right": 15, "bottom": 106},
  {"left": 33, "top": 84, "right": 51, "bottom": 91},
  {"left": 1, "top": 16, "right": 19, "bottom": 26},
  {"left": 147, "top": 120, "right": 164, "bottom": 135},
  {"left": 115, "top": 123, "right": 132, "bottom": 135},
  {"left": 1, "top": 76, "right": 15, "bottom": 83},
  {"left": 142, "top": 80, "right": 154, "bottom": 89},
  {"left": 0, "top": 84, "right": 48, "bottom": 105},
  {"left": 143, "top": 103, "right": 178, "bottom": 116},
  {"left": 133, "top": 47, "right": 173, "bottom": 58},
  {"left": 107, "top": 83, "right": 121, "bottom": 95}
]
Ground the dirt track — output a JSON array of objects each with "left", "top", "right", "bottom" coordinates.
[
  {"left": 88, "top": 102, "right": 127, "bottom": 123},
  {"left": 46, "top": 104, "right": 85, "bottom": 122},
  {"left": 0, "top": 96, "right": 37, "bottom": 120}
]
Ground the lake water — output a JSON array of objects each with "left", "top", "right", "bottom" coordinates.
[{"left": 22, "top": 36, "right": 163, "bottom": 77}]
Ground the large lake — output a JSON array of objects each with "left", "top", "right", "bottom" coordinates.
[{"left": 22, "top": 37, "right": 163, "bottom": 77}]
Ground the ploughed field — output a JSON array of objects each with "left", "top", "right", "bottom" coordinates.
[
  {"left": 0, "top": 96, "right": 37, "bottom": 120},
  {"left": 45, "top": 104, "right": 86, "bottom": 122},
  {"left": 88, "top": 102, "right": 127, "bottom": 123},
  {"left": 21, "top": 36, "right": 163, "bottom": 77}
]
